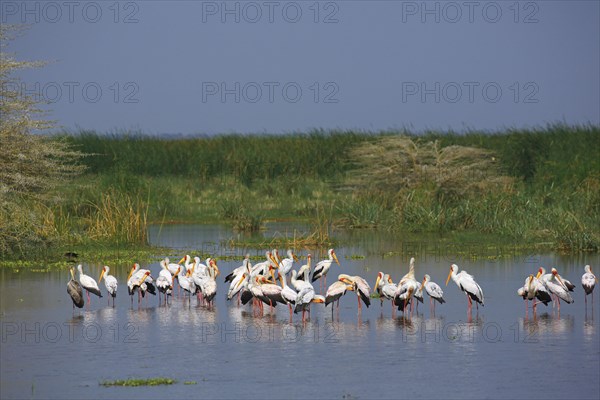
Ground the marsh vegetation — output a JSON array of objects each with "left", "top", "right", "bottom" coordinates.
[{"left": 1, "top": 26, "right": 598, "bottom": 259}]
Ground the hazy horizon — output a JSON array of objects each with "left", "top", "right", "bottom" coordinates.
[{"left": 3, "top": 0, "right": 599, "bottom": 135}]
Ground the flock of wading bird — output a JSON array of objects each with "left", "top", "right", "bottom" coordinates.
[{"left": 66, "top": 249, "right": 598, "bottom": 321}]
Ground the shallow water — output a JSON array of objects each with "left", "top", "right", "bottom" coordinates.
[{"left": 1, "top": 224, "right": 599, "bottom": 399}]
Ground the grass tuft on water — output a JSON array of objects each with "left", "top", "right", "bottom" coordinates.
[{"left": 100, "top": 377, "right": 177, "bottom": 387}]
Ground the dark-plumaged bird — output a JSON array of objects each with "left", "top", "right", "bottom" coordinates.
[{"left": 67, "top": 267, "right": 84, "bottom": 309}]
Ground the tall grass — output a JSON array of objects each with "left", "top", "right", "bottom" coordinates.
[
  {"left": 60, "top": 129, "right": 372, "bottom": 181},
  {"left": 85, "top": 190, "right": 148, "bottom": 244}
]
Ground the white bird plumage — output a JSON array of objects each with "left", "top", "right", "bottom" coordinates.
[
  {"left": 77, "top": 264, "right": 102, "bottom": 305},
  {"left": 422, "top": 274, "right": 445, "bottom": 313},
  {"left": 311, "top": 249, "right": 340, "bottom": 291},
  {"left": 374, "top": 272, "right": 396, "bottom": 314},
  {"left": 275, "top": 249, "right": 298, "bottom": 278},
  {"left": 446, "top": 264, "right": 484, "bottom": 310},
  {"left": 325, "top": 279, "right": 353, "bottom": 309},
  {"left": 99, "top": 265, "right": 117, "bottom": 307},
  {"left": 581, "top": 265, "right": 597, "bottom": 306}
]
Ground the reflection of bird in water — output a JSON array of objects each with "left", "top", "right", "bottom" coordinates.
[
  {"left": 536, "top": 313, "right": 575, "bottom": 335},
  {"left": 394, "top": 314, "right": 418, "bottom": 332},
  {"left": 581, "top": 265, "right": 597, "bottom": 306},
  {"left": 77, "top": 264, "right": 102, "bottom": 305},
  {"left": 446, "top": 264, "right": 484, "bottom": 312},
  {"left": 67, "top": 267, "right": 84, "bottom": 309},
  {"left": 583, "top": 318, "right": 595, "bottom": 338},
  {"left": 99, "top": 265, "right": 118, "bottom": 307}
]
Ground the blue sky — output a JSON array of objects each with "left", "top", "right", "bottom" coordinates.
[{"left": 2, "top": 0, "right": 599, "bottom": 134}]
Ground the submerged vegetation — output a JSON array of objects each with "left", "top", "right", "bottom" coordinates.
[{"left": 100, "top": 377, "right": 177, "bottom": 387}]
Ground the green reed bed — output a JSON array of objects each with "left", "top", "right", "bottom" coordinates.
[{"left": 2, "top": 125, "right": 598, "bottom": 259}]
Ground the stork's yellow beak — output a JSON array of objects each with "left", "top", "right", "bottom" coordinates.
[
  {"left": 235, "top": 274, "right": 246, "bottom": 289},
  {"left": 374, "top": 275, "right": 381, "bottom": 291},
  {"left": 127, "top": 265, "right": 135, "bottom": 281},
  {"left": 212, "top": 260, "right": 220, "bottom": 277},
  {"left": 333, "top": 252, "right": 340, "bottom": 266},
  {"left": 445, "top": 268, "right": 452, "bottom": 286},
  {"left": 340, "top": 277, "right": 353, "bottom": 285},
  {"left": 99, "top": 268, "right": 106, "bottom": 282}
]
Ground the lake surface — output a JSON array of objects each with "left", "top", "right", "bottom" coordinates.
[{"left": 1, "top": 224, "right": 599, "bottom": 399}]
